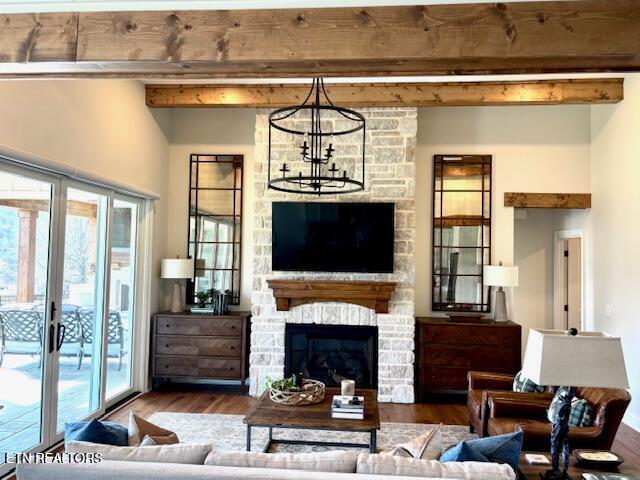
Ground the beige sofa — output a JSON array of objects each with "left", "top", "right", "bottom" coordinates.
[{"left": 16, "top": 444, "right": 516, "bottom": 480}]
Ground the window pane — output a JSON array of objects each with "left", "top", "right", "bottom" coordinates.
[
  {"left": 191, "top": 190, "right": 234, "bottom": 216},
  {"left": 105, "top": 199, "right": 137, "bottom": 400},
  {"left": 197, "top": 162, "right": 235, "bottom": 189}
]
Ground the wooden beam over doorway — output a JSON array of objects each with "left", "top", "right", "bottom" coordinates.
[
  {"left": 145, "top": 79, "right": 624, "bottom": 108},
  {"left": 504, "top": 193, "right": 592, "bottom": 209},
  {"left": 0, "top": 1, "right": 640, "bottom": 78}
]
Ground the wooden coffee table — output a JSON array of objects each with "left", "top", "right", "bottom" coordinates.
[{"left": 244, "top": 388, "right": 380, "bottom": 453}]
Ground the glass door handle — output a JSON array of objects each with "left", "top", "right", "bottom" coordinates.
[
  {"left": 48, "top": 324, "right": 55, "bottom": 354},
  {"left": 56, "top": 324, "right": 66, "bottom": 351}
]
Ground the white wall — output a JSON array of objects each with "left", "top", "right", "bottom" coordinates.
[
  {"left": 416, "top": 105, "right": 591, "bottom": 348},
  {"left": 514, "top": 209, "right": 556, "bottom": 334},
  {"left": 164, "top": 108, "right": 256, "bottom": 311},
  {"left": 590, "top": 74, "right": 640, "bottom": 431},
  {"left": 0, "top": 79, "right": 170, "bottom": 313}
]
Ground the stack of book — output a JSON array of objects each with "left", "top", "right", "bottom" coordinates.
[{"left": 331, "top": 395, "right": 365, "bottom": 420}]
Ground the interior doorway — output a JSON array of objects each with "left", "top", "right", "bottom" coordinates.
[{"left": 554, "top": 230, "right": 584, "bottom": 331}]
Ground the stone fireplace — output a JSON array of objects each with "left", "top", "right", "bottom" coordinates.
[{"left": 250, "top": 107, "right": 417, "bottom": 403}]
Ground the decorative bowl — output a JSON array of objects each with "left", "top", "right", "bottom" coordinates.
[{"left": 268, "top": 379, "right": 326, "bottom": 406}]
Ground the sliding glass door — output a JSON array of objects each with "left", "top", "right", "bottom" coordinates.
[
  {"left": 0, "top": 163, "right": 144, "bottom": 475},
  {"left": 54, "top": 186, "right": 109, "bottom": 433},
  {"left": 0, "top": 165, "right": 58, "bottom": 472}
]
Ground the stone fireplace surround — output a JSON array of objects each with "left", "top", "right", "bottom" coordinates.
[{"left": 250, "top": 107, "right": 417, "bottom": 403}]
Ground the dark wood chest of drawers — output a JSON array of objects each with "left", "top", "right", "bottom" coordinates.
[
  {"left": 416, "top": 317, "right": 521, "bottom": 399},
  {"left": 151, "top": 312, "right": 250, "bottom": 391}
]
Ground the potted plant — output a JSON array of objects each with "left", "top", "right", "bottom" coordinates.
[{"left": 195, "top": 290, "right": 210, "bottom": 308}]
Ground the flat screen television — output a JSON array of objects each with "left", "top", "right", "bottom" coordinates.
[{"left": 272, "top": 202, "right": 394, "bottom": 273}]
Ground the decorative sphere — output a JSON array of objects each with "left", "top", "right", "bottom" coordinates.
[{"left": 569, "top": 327, "right": 578, "bottom": 336}]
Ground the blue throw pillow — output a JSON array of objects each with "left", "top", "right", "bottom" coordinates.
[
  {"left": 65, "top": 419, "right": 128, "bottom": 446},
  {"left": 464, "top": 431, "right": 523, "bottom": 471},
  {"left": 440, "top": 441, "right": 489, "bottom": 463}
]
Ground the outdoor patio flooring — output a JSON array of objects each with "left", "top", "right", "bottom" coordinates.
[{"left": 0, "top": 353, "right": 127, "bottom": 461}]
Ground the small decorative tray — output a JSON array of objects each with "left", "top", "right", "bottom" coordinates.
[
  {"left": 269, "top": 379, "right": 326, "bottom": 406},
  {"left": 446, "top": 313, "right": 486, "bottom": 323},
  {"left": 574, "top": 449, "right": 624, "bottom": 468}
]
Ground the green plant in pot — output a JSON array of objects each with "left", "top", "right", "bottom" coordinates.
[{"left": 195, "top": 290, "right": 210, "bottom": 308}]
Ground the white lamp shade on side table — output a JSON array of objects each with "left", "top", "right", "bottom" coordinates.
[
  {"left": 161, "top": 258, "right": 194, "bottom": 279},
  {"left": 161, "top": 258, "right": 194, "bottom": 313},
  {"left": 521, "top": 329, "right": 629, "bottom": 389},
  {"left": 484, "top": 265, "right": 519, "bottom": 287}
]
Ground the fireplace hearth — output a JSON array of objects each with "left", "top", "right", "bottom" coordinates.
[{"left": 285, "top": 324, "right": 378, "bottom": 389}]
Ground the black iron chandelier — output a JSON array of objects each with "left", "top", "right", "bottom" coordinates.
[{"left": 268, "top": 78, "right": 366, "bottom": 195}]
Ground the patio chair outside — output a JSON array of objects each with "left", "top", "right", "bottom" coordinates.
[
  {"left": 76, "top": 309, "right": 126, "bottom": 370},
  {"left": 0, "top": 309, "right": 44, "bottom": 367}
]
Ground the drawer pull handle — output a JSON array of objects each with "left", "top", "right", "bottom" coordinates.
[
  {"left": 165, "top": 344, "right": 169, "bottom": 348},
  {"left": 165, "top": 365, "right": 169, "bottom": 368},
  {"left": 229, "top": 346, "right": 234, "bottom": 350}
]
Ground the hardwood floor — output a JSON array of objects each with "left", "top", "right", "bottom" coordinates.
[{"left": 104, "top": 385, "right": 640, "bottom": 473}]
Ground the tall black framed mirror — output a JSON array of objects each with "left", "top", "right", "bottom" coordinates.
[
  {"left": 432, "top": 154, "right": 492, "bottom": 313},
  {"left": 188, "top": 154, "right": 243, "bottom": 305}
]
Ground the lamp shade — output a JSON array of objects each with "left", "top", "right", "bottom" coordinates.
[
  {"left": 483, "top": 265, "right": 519, "bottom": 287},
  {"left": 521, "top": 329, "right": 629, "bottom": 389},
  {"left": 161, "top": 258, "right": 194, "bottom": 279}
]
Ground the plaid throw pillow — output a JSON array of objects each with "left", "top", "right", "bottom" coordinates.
[
  {"left": 513, "top": 370, "right": 546, "bottom": 393},
  {"left": 547, "top": 387, "right": 595, "bottom": 427}
]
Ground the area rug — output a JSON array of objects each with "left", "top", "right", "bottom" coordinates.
[{"left": 148, "top": 412, "right": 476, "bottom": 453}]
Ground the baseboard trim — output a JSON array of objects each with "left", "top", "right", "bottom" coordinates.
[{"left": 623, "top": 412, "right": 640, "bottom": 433}]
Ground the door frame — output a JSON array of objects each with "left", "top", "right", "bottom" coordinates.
[{"left": 553, "top": 228, "right": 586, "bottom": 331}]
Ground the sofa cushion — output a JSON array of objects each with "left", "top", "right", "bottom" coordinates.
[
  {"left": 380, "top": 425, "right": 442, "bottom": 460},
  {"left": 65, "top": 419, "right": 128, "bottom": 446},
  {"left": 513, "top": 371, "right": 545, "bottom": 393},
  {"left": 547, "top": 388, "right": 594, "bottom": 427},
  {"left": 128, "top": 411, "right": 179, "bottom": 446},
  {"left": 204, "top": 450, "right": 358, "bottom": 473},
  {"left": 454, "top": 431, "right": 523, "bottom": 471},
  {"left": 140, "top": 435, "right": 158, "bottom": 446},
  {"left": 439, "top": 441, "right": 489, "bottom": 463},
  {"left": 66, "top": 440, "right": 212, "bottom": 464},
  {"left": 16, "top": 460, "right": 480, "bottom": 480},
  {"left": 356, "top": 453, "right": 516, "bottom": 480}
]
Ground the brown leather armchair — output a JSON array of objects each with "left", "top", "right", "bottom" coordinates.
[
  {"left": 467, "top": 371, "right": 553, "bottom": 437},
  {"left": 486, "top": 386, "right": 631, "bottom": 451}
]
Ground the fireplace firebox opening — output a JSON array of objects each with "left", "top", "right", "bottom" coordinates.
[{"left": 284, "top": 324, "right": 378, "bottom": 389}]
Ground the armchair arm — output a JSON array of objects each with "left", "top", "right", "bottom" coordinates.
[
  {"left": 487, "top": 391, "right": 552, "bottom": 420},
  {"left": 468, "top": 371, "right": 515, "bottom": 391}
]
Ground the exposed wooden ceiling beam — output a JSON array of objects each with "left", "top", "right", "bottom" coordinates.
[
  {"left": 504, "top": 193, "right": 592, "bottom": 209},
  {"left": 1, "top": 1, "right": 639, "bottom": 78},
  {"left": 145, "top": 79, "right": 623, "bottom": 108},
  {"left": 0, "top": 199, "right": 97, "bottom": 217}
]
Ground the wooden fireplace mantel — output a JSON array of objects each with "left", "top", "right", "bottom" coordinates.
[{"left": 267, "top": 279, "right": 397, "bottom": 314}]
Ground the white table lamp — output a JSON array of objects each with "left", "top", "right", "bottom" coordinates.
[
  {"left": 521, "top": 329, "right": 628, "bottom": 479},
  {"left": 484, "top": 263, "right": 519, "bottom": 322},
  {"left": 161, "top": 258, "right": 194, "bottom": 313}
]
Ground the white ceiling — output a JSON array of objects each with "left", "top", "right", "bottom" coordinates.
[{"left": 0, "top": 0, "right": 567, "bottom": 14}]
